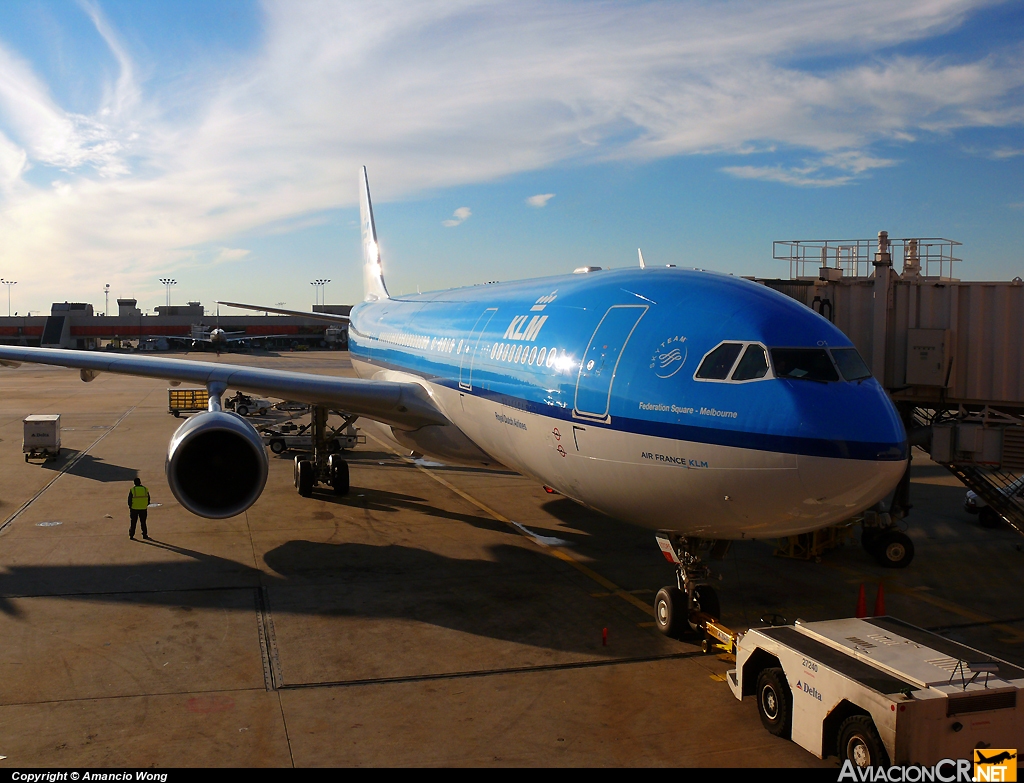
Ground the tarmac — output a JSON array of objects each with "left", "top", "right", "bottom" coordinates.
[{"left": 0, "top": 350, "right": 1021, "bottom": 767}]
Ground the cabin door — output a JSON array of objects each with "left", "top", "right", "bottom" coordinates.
[
  {"left": 573, "top": 305, "right": 647, "bottom": 419},
  {"left": 459, "top": 308, "right": 498, "bottom": 390}
]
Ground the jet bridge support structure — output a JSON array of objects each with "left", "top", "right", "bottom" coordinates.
[{"left": 759, "top": 232, "right": 1024, "bottom": 544}]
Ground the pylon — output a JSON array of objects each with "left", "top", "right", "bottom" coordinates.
[
  {"left": 855, "top": 583, "right": 867, "bottom": 618},
  {"left": 874, "top": 583, "right": 886, "bottom": 617}
]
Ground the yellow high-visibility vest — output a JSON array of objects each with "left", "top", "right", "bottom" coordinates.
[{"left": 130, "top": 485, "right": 150, "bottom": 510}]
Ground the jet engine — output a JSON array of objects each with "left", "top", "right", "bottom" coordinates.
[{"left": 166, "top": 410, "right": 269, "bottom": 518}]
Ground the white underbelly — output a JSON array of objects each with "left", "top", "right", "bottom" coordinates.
[{"left": 350, "top": 358, "right": 905, "bottom": 539}]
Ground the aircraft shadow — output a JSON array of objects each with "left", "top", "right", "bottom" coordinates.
[
  {"left": 0, "top": 538, "right": 630, "bottom": 655},
  {"left": 310, "top": 486, "right": 511, "bottom": 535},
  {"left": 64, "top": 454, "right": 139, "bottom": 483}
]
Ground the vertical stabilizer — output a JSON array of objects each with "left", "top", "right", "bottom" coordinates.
[{"left": 359, "top": 167, "right": 390, "bottom": 301}]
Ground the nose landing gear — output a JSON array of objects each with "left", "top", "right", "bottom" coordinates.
[{"left": 654, "top": 532, "right": 736, "bottom": 654}]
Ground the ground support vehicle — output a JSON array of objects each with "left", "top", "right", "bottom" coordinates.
[
  {"left": 728, "top": 616, "right": 1024, "bottom": 768},
  {"left": 224, "top": 392, "right": 273, "bottom": 417},
  {"left": 23, "top": 414, "right": 61, "bottom": 462},
  {"left": 168, "top": 388, "right": 209, "bottom": 417},
  {"left": 261, "top": 418, "right": 361, "bottom": 456}
]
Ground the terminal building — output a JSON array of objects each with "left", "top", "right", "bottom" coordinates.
[{"left": 0, "top": 299, "right": 350, "bottom": 350}]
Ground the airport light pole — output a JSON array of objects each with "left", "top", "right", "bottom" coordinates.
[
  {"left": 1, "top": 279, "right": 16, "bottom": 317},
  {"left": 103, "top": 284, "right": 110, "bottom": 316},
  {"left": 311, "top": 279, "right": 331, "bottom": 307},
  {"left": 158, "top": 278, "right": 177, "bottom": 308}
]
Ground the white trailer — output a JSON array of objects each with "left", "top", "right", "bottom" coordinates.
[
  {"left": 728, "top": 616, "right": 1024, "bottom": 768},
  {"left": 23, "top": 414, "right": 61, "bottom": 462}
]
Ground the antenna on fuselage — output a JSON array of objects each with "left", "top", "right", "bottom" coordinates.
[{"left": 638, "top": 249, "right": 646, "bottom": 269}]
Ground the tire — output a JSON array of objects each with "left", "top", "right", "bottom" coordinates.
[
  {"left": 269, "top": 439, "right": 286, "bottom": 454},
  {"left": 655, "top": 586, "right": 684, "bottom": 639},
  {"left": 297, "top": 460, "right": 314, "bottom": 497},
  {"left": 258, "top": 408, "right": 268, "bottom": 416},
  {"left": 293, "top": 455, "right": 302, "bottom": 488},
  {"left": 756, "top": 667, "right": 792, "bottom": 738},
  {"left": 872, "top": 530, "right": 915, "bottom": 569},
  {"left": 978, "top": 507, "right": 1002, "bottom": 528},
  {"left": 330, "top": 457, "right": 350, "bottom": 496},
  {"left": 236, "top": 405, "right": 249, "bottom": 417},
  {"left": 838, "top": 715, "right": 889, "bottom": 768}
]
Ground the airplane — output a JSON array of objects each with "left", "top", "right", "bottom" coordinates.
[{"left": 0, "top": 167, "right": 908, "bottom": 638}]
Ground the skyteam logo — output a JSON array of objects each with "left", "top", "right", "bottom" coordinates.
[{"left": 650, "top": 336, "right": 687, "bottom": 378}]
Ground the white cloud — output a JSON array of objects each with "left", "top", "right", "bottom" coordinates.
[
  {"left": 0, "top": 0, "right": 1021, "bottom": 305},
  {"left": 213, "top": 247, "right": 251, "bottom": 264},
  {"left": 442, "top": 206, "right": 472, "bottom": 227},
  {"left": 526, "top": 193, "right": 555, "bottom": 208},
  {"left": 723, "top": 149, "right": 898, "bottom": 187},
  {"left": 991, "top": 147, "right": 1024, "bottom": 159}
]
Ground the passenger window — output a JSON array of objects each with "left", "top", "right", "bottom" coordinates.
[
  {"left": 732, "top": 345, "right": 769, "bottom": 381},
  {"left": 695, "top": 343, "right": 743, "bottom": 380}
]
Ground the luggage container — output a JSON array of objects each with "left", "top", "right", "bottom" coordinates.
[
  {"left": 168, "top": 387, "right": 209, "bottom": 417},
  {"left": 728, "top": 616, "right": 1024, "bottom": 768},
  {"left": 23, "top": 414, "right": 61, "bottom": 462}
]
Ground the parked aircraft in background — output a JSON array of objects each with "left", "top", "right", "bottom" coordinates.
[{"left": 0, "top": 167, "right": 907, "bottom": 636}]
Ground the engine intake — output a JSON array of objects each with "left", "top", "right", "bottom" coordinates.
[{"left": 166, "top": 411, "right": 269, "bottom": 518}]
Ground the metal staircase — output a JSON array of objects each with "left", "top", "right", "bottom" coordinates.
[{"left": 944, "top": 463, "right": 1024, "bottom": 536}]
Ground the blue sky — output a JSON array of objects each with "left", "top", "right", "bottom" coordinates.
[{"left": 0, "top": 0, "right": 1021, "bottom": 315}]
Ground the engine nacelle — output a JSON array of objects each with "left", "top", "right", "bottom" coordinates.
[{"left": 166, "top": 411, "right": 269, "bottom": 519}]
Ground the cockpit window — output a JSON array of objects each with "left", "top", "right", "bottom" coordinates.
[
  {"left": 831, "top": 348, "right": 872, "bottom": 381},
  {"left": 695, "top": 343, "right": 743, "bottom": 380},
  {"left": 770, "top": 348, "right": 839, "bottom": 382},
  {"left": 731, "top": 345, "right": 769, "bottom": 381}
]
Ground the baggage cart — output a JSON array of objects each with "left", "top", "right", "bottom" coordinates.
[
  {"left": 168, "top": 388, "right": 209, "bottom": 417},
  {"left": 23, "top": 414, "right": 61, "bottom": 462}
]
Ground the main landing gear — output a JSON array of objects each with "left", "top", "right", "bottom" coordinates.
[
  {"left": 293, "top": 405, "right": 355, "bottom": 498},
  {"left": 654, "top": 532, "right": 735, "bottom": 654}
]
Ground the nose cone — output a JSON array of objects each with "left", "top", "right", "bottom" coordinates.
[{"left": 792, "top": 378, "right": 907, "bottom": 530}]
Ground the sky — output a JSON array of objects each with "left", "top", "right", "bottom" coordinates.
[{"left": 0, "top": 0, "right": 1022, "bottom": 316}]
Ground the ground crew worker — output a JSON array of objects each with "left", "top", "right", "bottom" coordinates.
[{"left": 128, "top": 477, "right": 151, "bottom": 540}]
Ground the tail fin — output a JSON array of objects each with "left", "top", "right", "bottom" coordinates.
[{"left": 359, "top": 166, "right": 390, "bottom": 301}]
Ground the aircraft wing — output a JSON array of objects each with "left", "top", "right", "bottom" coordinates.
[
  {"left": 217, "top": 301, "right": 349, "bottom": 323},
  {"left": 0, "top": 346, "right": 445, "bottom": 431}
]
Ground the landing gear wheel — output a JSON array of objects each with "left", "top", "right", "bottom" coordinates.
[
  {"left": 236, "top": 405, "right": 249, "bottom": 417},
  {"left": 756, "top": 667, "right": 792, "bottom": 738},
  {"left": 269, "top": 439, "right": 286, "bottom": 454},
  {"left": 871, "top": 529, "right": 914, "bottom": 569},
  {"left": 295, "top": 458, "right": 314, "bottom": 497},
  {"left": 655, "top": 587, "right": 684, "bottom": 639},
  {"left": 979, "top": 507, "right": 1002, "bottom": 528},
  {"left": 329, "top": 454, "right": 350, "bottom": 496},
  {"left": 838, "top": 715, "right": 889, "bottom": 768}
]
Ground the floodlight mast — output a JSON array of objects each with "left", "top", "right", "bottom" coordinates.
[
  {"left": 158, "top": 278, "right": 177, "bottom": 308},
  {"left": 310, "top": 279, "right": 331, "bottom": 307},
  {"left": 0, "top": 279, "right": 16, "bottom": 317}
]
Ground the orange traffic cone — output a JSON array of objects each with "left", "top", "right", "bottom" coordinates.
[
  {"left": 874, "top": 583, "right": 886, "bottom": 617},
  {"left": 855, "top": 583, "right": 867, "bottom": 618}
]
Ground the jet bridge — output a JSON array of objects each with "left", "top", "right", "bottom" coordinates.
[{"left": 757, "top": 232, "right": 1024, "bottom": 538}]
